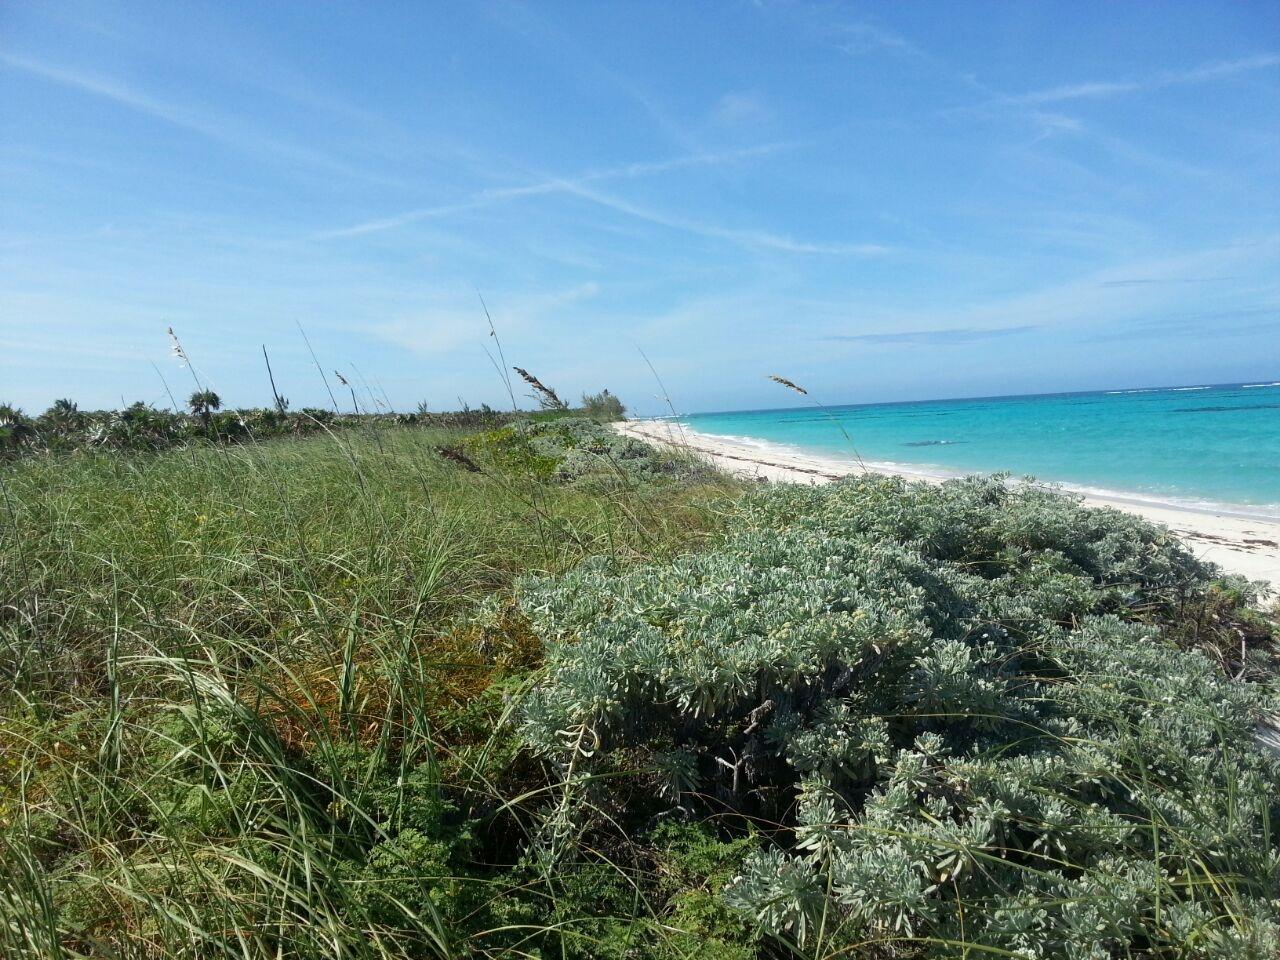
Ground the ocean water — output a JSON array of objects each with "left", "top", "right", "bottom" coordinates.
[{"left": 680, "top": 382, "right": 1280, "bottom": 517}]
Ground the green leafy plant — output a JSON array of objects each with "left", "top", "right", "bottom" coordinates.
[
  {"left": 581, "top": 389, "right": 627, "bottom": 422},
  {"left": 464, "top": 416, "right": 714, "bottom": 490},
  {"left": 521, "top": 474, "right": 1280, "bottom": 957}
]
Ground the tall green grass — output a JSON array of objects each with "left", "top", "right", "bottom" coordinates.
[{"left": 0, "top": 423, "right": 735, "bottom": 958}]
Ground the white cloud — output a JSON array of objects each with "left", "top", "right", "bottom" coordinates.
[
  {"left": 318, "top": 143, "right": 890, "bottom": 260},
  {"left": 711, "top": 92, "right": 771, "bottom": 125},
  {"left": 1006, "top": 52, "right": 1280, "bottom": 105},
  {"left": 314, "top": 144, "right": 789, "bottom": 240},
  {"left": 810, "top": 238, "right": 1280, "bottom": 342},
  {"left": 0, "top": 52, "right": 382, "bottom": 181},
  {"left": 550, "top": 180, "right": 893, "bottom": 257},
  {"left": 835, "top": 22, "right": 923, "bottom": 58}
]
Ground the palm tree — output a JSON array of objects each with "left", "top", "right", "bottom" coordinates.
[
  {"left": 188, "top": 390, "right": 222, "bottom": 429},
  {"left": 44, "top": 398, "right": 81, "bottom": 428},
  {"left": 0, "top": 403, "right": 34, "bottom": 451},
  {"left": 38, "top": 399, "right": 84, "bottom": 443}
]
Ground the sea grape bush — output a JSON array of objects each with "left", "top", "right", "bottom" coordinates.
[
  {"left": 520, "top": 475, "right": 1280, "bottom": 957},
  {"left": 466, "top": 416, "right": 714, "bottom": 489}
]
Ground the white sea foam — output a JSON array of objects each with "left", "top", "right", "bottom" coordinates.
[
  {"left": 698, "top": 431, "right": 807, "bottom": 455},
  {"left": 1107, "top": 386, "right": 1211, "bottom": 393},
  {"left": 670, "top": 425, "right": 954, "bottom": 479},
  {"left": 1043, "top": 481, "right": 1280, "bottom": 522},
  {"left": 1243, "top": 382, "right": 1280, "bottom": 389}
]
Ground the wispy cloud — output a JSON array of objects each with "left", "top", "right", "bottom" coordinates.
[
  {"left": 860, "top": 31, "right": 1089, "bottom": 148},
  {"left": 1005, "top": 52, "right": 1280, "bottom": 105},
  {"left": 819, "top": 325, "right": 1039, "bottom": 345},
  {"left": 313, "top": 183, "right": 562, "bottom": 240},
  {"left": 1081, "top": 305, "right": 1280, "bottom": 342},
  {"left": 3, "top": 53, "right": 226, "bottom": 139},
  {"left": 834, "top": 21, "right": 924, "bottom": 58},
  {"left": 711, "top": 92, "right": 771, "bottom": 125},
  {"left": 556, "top": 179, "right": 892, "bottom": 256},
  {"left": 0, "top": 52, "right": 380, "bottom": 181},
  {"left": 480, "top": 1, "right": 703, "bottom": 152},
  {"left": 316, "top": 144, "right": 891, "bottom": 258},
  {"left": 805, "top": 239, "right": 1280, "bottom": 349},
  {"left": 314, "top": 144, "right": 789, "bottom": 240},
  {"left": 1098, "top": 276, "right": 1238, "bottom": 287}
]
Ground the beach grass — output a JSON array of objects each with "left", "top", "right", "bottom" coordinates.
[{"left": 0, "top": 420, "right": 738, "bottom": 958}]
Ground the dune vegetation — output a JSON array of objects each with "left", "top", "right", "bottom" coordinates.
[{"left": 2, "top": 406, "right": 1278, "bottom": 959}]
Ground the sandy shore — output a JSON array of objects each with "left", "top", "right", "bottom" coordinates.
[{"left": 617, "top": 419, "right": 1280, "bottom": 595}]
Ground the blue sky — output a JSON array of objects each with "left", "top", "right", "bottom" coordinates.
[{"left": 2, "top": 1, "right": 1278, "bottom": 415}]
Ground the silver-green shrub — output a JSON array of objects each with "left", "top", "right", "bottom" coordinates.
[
  {"left": 521, "top": 475, "right": 1280, "bottom": 957},
  {"left": 515, "top": 416, "right": 715, "bottom": 489}
]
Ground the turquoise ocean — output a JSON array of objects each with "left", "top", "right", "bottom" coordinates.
[{"left": 679, "top": 381, "right": 1280, "bottom": 518}]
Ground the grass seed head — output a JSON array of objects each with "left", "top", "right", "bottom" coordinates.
[
  {"left": 768, "top": 374, "right": 808, "bottom": 395},
  {"left": 436, "top": 445, "right": 483, "bottom": 473},
  {"left": 513, "top": 367, "right": 566, "bottom": 410}
]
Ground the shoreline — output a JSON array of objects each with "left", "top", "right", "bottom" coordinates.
[{"left": 616, "top": 419, "right": 1280, "bottom": 594}]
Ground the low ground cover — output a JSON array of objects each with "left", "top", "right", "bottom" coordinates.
[{"left": 523, "top": 475, "right": 1279, "bottom": 957}]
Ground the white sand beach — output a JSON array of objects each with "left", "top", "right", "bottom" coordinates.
[{"left": 617, "top": 419, "right": 1280, "bottom": 595}]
